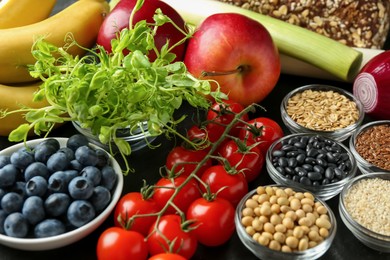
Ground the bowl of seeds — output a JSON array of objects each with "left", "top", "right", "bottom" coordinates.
[
  {"left": 280, "top": 84, "right": 365, "bottom": 142},
  {"left": 349, "top": 120, "right": 390, "bottom": 174},
  {"left": 266, "top": 133, "right": 357, "bottom": 201},
  {"left": 236, "top": 185, "right": 337, "bottom": 260},
  {"left": 339, "top": 172, "right": 390, "bottom": 252}
]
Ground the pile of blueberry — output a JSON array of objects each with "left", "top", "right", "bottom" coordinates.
[
  {"left": 271, "top": 135, "right": 353, "bottom": 186},
  {"left": 0, "top": 134, "right": 117, "bottom": 238}
]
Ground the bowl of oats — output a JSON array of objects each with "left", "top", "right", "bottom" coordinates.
[{"left": 280, "top": 84, "right": 365, "bottom": 142}]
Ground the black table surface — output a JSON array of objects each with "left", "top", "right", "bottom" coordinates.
[{"left": 1, "top": 1, "right": 390, "bottom": 259}]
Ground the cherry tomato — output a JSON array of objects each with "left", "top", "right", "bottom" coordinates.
[
  {"left": 147, "top": 214, "right": 197, "bottom": 259},
  {"left": 153, "top": 176, "right": 201, "bottom": 214},
  {"left": 239, "top": 117, "right": 284, "bottom": 155},
  {"left": 206, "top": 99, "right": 249, "bottom": 141},
  {"left": 186, "top": 197, "right": 235, "bottom": 247},
  {"left": 218, "top": 139, "right": 264, "bottom": 182},
  {"left": 200, "top": 165, "right": 248, "bottom": 207},
  {"left": 113, "top": 192, "right": 159, "bottom": 236},
  {"left": 148, "top": 253, "right": 187, "bottom": 260},
  {"left": 166, "top": 145, "right": 212, "bottom": 177},
  {"left": 97, "top": 227, "right": 148, "bottom": 260}
]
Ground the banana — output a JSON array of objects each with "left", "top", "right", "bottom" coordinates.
[
  {"left": 0, "top": 0, "right": 110, "bottom": 84},
  {"left": 0, "top": 81, "right": 49, "bottom": 136},
  {"left": 0, "top": 0, "right": 57, "bottom": 29}
]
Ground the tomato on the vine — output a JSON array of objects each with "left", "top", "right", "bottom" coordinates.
[
  {"left": 206, "top": 99, "right": 249, "bottom": 141},
  {"left": 218, "top": 139, "right": 264, "bottom": 182},
  {"left": 97, "top": 227, "right": 148, "bottom": 260},
  {"left": 186, "top": 197, "right": 235, "bottom": 247},
  {"left": 166, "top": 145, "right": 212, "bottom": 177},
  {"left": 113, "top": 191, "right": 159, "bottom": 236},
  {"left": 148, "top": 253, "right": 187, "bottom": 260},
  {"left": 153, "top": 176, "right": 201, "bottom": 214},
  {"left": 239, "top": 117, "right": 284, "bottom": 155},
  {"left": 147, "top": 214, "right": 198, "bottom": 259},
  {"left": 200, "top": 165, "right": 248, "bottom": 207}
]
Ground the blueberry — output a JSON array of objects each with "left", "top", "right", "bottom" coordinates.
[
  {"left": 48, "top": 171, "right": 70, "bottom": 193},
  {"left": 67, "top": 200, "right": 95, "bottom": 228},
  {"left": 63, "top": 169, "right": 79, "bottom": 181},
  {"left": 34, "top": 219, "right": 66, "bottom": 238},
  {"left": 47, "top": 152, "right": 70, "bottom": 172},
  {"left": 4, "top": 212, "right": 29, "bottom": 238},
  {"left": 10, "top": 148, "right": 35, "bottom": 170},
  {"left": 100, "top": 165, "right": 117, "bottom": 191},
  {"left": 22, "top": 196, "right": 45, "bottom": 225},
  {"left": 0, "top": 210, "right": 7, "bottom": 234},
  {"left": 26, "top": 176, "right": 48, "bottom": 197},
  {"left": 69, "top": 159, "right": 83, "bottom": 171},
  {"left": 44, "top": 193, "right": 71, "bottom": 217},
  {"left": 75, "top": 146, "right": 98, "bottom": 166},
  {"left": 58, "top": 147, "right": 75, "bottom": 161},
  {"left": 0, "top": 189, "right": 5, "bottom": 201},
  {"left": 95, "top": 149, "right": 109, "bottom": 168},
  {"left": 1, "top": 192, "right": 23, "bottom": 214},
  {"left": 34, "top": 143, "right": 58, "bottom": 164},
  {"left": 81, "top": 166, "right": 101, "bottom": 186},
  {"left": 68, "top": 176, "right": 94, "bottom": 200},
  {"left": 24, "top": 162, "right": 50, "bottom": 181},
  {"left": 0, "top": 164, "right": 19, "bottom": 188},
  {"left": 11, "top": 181, "right": 27, "bottom": 199},
  {"left": 67, "top": 134, "right": 89, "bottom": 152},
  {"left": 37, "top": 138, "right": 60, "bottom": 151},
  {"left": 0, "top": 155, "right": 10, "bottom": 169},
  {"left": 90, "top": 186, "right": 111, "bottom": 212}
]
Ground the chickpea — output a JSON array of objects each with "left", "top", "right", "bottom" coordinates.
[
  {"left": 308, "top": 230, "right": 320, "bottom": 242},
  {"left": 293, "top": 226, "right": 304, "bottom": 239},
  {"left": 301, "top": 225, "right": 310, "bottom": 235},
  {"left": 269, "top": 195, "right": 278, "bottom": 204},
  {"left": 302, "top": 203, "right": 313, "bottom": 213},
  {"left": 242, "top": 207, "right": 254, "bottom": 217},
  {"left": 264, "top": 222, "right": 275, "bottom": 234},
  {"left": 246, "top": 226, "right": 256, "bottom": 236},
  {"left": 254, "top": 207, "right": 262, "bottom": 217},
  {"left": 252, "top": 218, "right": 263, "bottom": 231},
  {"left": 241, "top": 216, "right": 253, "bottom": 226},
  {"left": 265, "top": 186, "right": 275, "bottom": 196},
  {"left": 258, "top": 194, "right": 269, "bottom": 204},
  {"left": 285, "top": 210, "right": 297, "bottom": 221},
  {"left": 319, "top": 227, "right": 329, "bottom": 238},
  {"left": 245, "top": 199, "right": 258, "bottom": 209},
  {"left": 271, "top": 203, "right": 281, "bottom": 214},
  {"left": 290, "top": 198, "right": 301, "bottom": 211},
  {"left": 277, "top": 196, "right": 289, "bottom": 206},
  {"left": 299, "top": 217, "right": 313, "bottom": 227},
  {"left": 262, "top": 231, "right": 273, "bottom": 241},
  {"left": 280, "top": 205, "right": 292, "bottom": 213},
  {"left": 256, "top": 186, "right": 266, "bottom": 195},
  {"left": 309, "top": 241, "right": 318, "bottom": 248},
  {"left": 282, "top": 217, "right": 294, "bottom": 230},
  {"left": 269, "top": 240, "right": 282, "bottom": 251},
  {"left": 252, "top": 232, "right": 261, "bottom": 241},
  {"left": 298, "top": 238, "right": 309, "bottom": 251},
  {"left": 306, "top": 212, "right": 317, "bottom": 225},
  {"left": 259, "top": 215, "right": 269, "bottom": 224},
  {"left": 303, "top": 192, "right": 315, "bottom": 201},
  {"left": 281, "top": 245, "right": 292, "bottom": 253},
  {"left": 301, "top": 197, "right": 314, "bottom": 206},
  {"left": 270, "top": 214, "right": 282, "bottom": 226},
  {"left": 316, "top": 218, "right": 331, "bottom": 229},
  {"left": 275, "top": 223, "right": 287, "bottom": 233},
  {"left": 258, "top": 235, "right": 270, "bottom": 246},
  {"left": 260, "top": 204, "right": 272, "bottom": 216},
  {"left": 294, "top": 192, "right": 305, "bottom": 200},
  {"left": 316, "top": 205, "right": 328, "bottom": 215},
  {"left": 276, "top": 188, "right": 287, "bottom": 198},
  {"left": 273, "top": 232, "right": 286, "bottom": 244},
  {"left": 284, "top": 188, "right": 294, "bottom": 196},
  {"left": 295, "top": 209, "right": 306, "bottom": 219},
  {"left": 285, "top": 236, "right": 299, "bottom": 249}
]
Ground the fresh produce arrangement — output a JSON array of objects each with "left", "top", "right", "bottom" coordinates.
[
  {"left": 96, "top": 100, "right": 285, "bottom": 259},
  {"left": 0, "top": 0, "right": 389, "bottom": 259}
]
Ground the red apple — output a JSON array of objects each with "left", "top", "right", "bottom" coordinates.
[
  {"left": 184, "top": 13, "right": 281, "bottom": 106},
  {"left": 97, "top": 0, "right": 187, "bottom": 62}
]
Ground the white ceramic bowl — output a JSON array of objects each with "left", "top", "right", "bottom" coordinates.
[
  {"left": 0, "top": 138, "right": 124, "bottom": 251},
  {"left": 280, "top": 84, "right": 364, "bottom": 142}
]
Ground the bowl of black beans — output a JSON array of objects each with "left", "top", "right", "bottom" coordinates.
[{"left": 266, "top": 133, "right": 357, "bottom": 201}]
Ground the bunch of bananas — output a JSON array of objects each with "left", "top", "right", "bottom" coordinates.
[{"left": 0, "top": 0, "right": 110, "bottom": 136}]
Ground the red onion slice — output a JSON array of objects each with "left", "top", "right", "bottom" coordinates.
[{"left": 353, "top": 72, "right": 377, "bottom": 113}]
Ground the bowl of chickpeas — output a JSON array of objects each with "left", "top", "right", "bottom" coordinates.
[{"left": 235, "top": 185, "right": 336, "bottom": 260}]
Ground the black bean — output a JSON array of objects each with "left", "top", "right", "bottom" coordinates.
[
  {"left": 316, "top": 158, "right": 328, "bottom": 167},
  {"left": 276, "top": 167, "right": 285, "bottom": 175},
  {"left": 313, "top": 181, "right": 321, "bottom": 186},
  {"left": 334, "top": 168, "right": 346, "bottom": 179},
  {"left": 322, "top": 178, "right": 331, "bottom": 185},
  {"left": 281, "top": 144, "right": 296, "bottom": 152},
  {"left": 316, "top": 153, "right": 326, "bottom": 160},
  {"left": 313, "top": 165, "right": 325, "bottom": 174},
  {"left": 340, "top": 153, "right": 349, "bottom": 161},
  {"left": 285, "top": 167, "right": 295, "bottom": 175},
  {"left": 278, "top": 157, "right": 288, "bottom": 167},
  {"left": 305, "top": 157, "right": 317, "bottom": 165},
  {"left": 308, "top": 171, "right": 322, "bottom": 181},
  {"left": 288, "top": 158, "right": 298, "bottom": 168},
  {"left": 325, "top": 167, "right": 335, "bottom": 179},
  {"left": 326, "top": 152, "right": 336, "bottom": 163},
  {"left": 296, "top": 154, "right": 306, "bottom": 164},
  {"left": 299, "top": 176, "right": 312, "bottom": 186},
  {"left": 296, "top": 167, "right": 308, "bottom": 177},
  {"left": 302, "top": 164, "right": 314, "bottom": 171},
  {"left": 307, "top": 148, "right": 319, "bottom": 157},
  {"left": 292, "top": 175, "right": 300, "bottom": 182},
  {"left": 272, "top": 150, "right": 285, "bottom": 157},
  {"left": 294, "top": 141, "right": 306, "bottom": 149},
  {"left": 286, "top": 151, "right": 300, "bottom": 157}
]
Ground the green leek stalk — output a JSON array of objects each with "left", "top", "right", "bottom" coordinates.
[{"left": 162, "top": 0, "right": 362, "bottom": 82}]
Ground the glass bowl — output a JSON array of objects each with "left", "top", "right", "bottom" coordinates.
[
  {"left": 72, "top": 121, "right": 157, "bottom": 152},
  {"left": 235, "top": 185, "right": 337, "bottom": 260},
  {"left": 339, "top": 172, "right": 390, "bottom": 252},
  {"left": 280, "top": 84, "right": 365, "bottom": 142},
  {"left": 0, "top": 137, "right": 124, "bottom": 251},
  {"left": 266, "top": 133, "right": 357, "bottom": 201},
  {"left": 349, "top": 120, "right": 390, "bottom": 174}
]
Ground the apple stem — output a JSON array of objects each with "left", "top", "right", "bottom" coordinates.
[{"left": 201, "top": 65, "right": 250, "bottom": 77}]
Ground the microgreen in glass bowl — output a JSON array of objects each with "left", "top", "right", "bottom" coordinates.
[{"left": 2, "top": 0, "right": 224, "bottom": 174}]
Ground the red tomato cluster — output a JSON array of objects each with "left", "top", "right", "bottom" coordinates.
[{"left": 97, "top": 100, "right": 284, "bottom": 260}]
